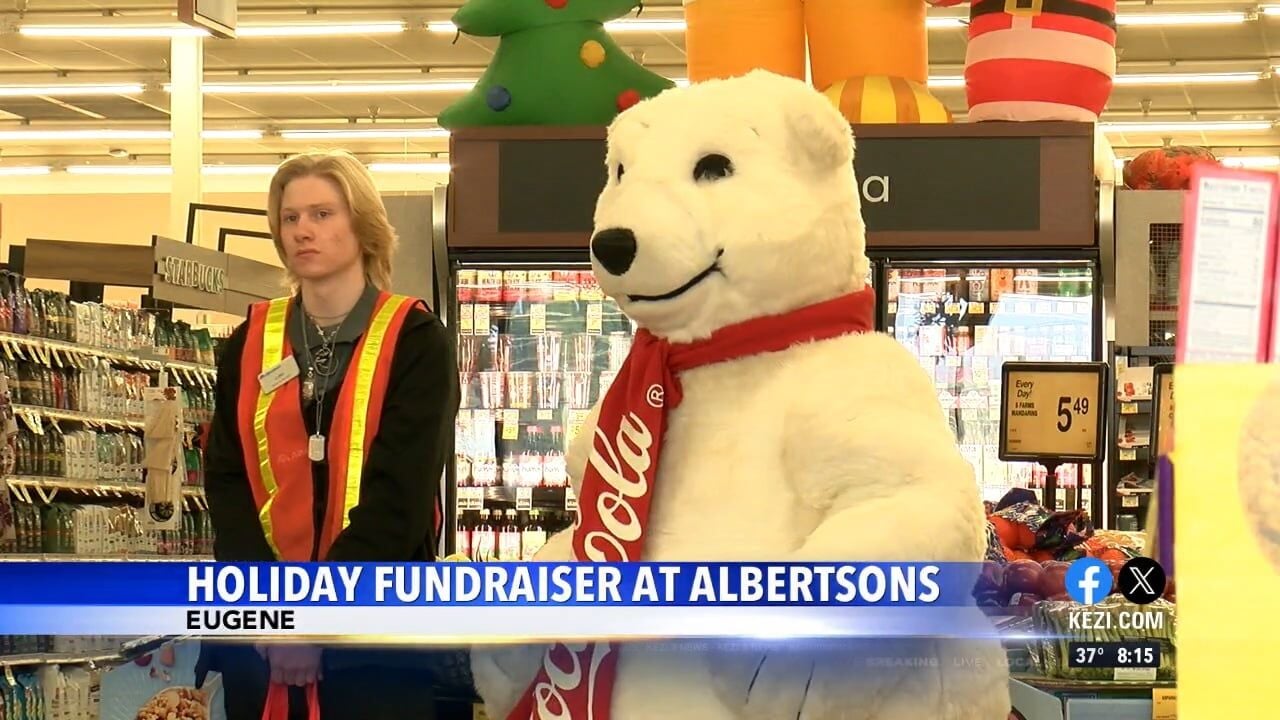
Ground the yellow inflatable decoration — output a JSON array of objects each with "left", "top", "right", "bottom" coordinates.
[{"left": 684, "top": 0, "right": 950, "bottom": 124}]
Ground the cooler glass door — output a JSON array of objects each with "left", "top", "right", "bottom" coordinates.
[
  {"left": 883, "top": 261, "right": 1096, "bottom": 509},
  {"left": 450, "top": 264, "right": 635, "bottom": 560}
]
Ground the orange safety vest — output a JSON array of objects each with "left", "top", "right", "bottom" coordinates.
[{"left": 237, "top": 291, "right": 421, "bottom": 561}]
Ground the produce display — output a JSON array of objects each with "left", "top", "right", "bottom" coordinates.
[
  {"left": 978, "top": 499, "right": 1170, "bottom": 608},
  {"left": 1029, "top": 597, "right": 1177, "bottom": 681}
]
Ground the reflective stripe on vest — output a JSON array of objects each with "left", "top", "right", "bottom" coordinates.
[{"left": 237, "top": 292, "right": 420, "bottom": 560}]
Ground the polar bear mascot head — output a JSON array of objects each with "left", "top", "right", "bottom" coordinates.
[{"left": 590, "top": 69, "right": 870, "bottom": 342}]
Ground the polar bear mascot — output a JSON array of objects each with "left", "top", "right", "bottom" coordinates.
[{"left": 470, "top": 69, "right": 1011, "bottom": 720}]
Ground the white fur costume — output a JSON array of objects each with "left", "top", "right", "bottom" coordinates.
[{"left": 471, "top": 70, "right": 1011, "bottom": 720}]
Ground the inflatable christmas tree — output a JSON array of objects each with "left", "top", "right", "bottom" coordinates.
[{"left": 438, "top": 0, "right": 674, "bottom": 129}]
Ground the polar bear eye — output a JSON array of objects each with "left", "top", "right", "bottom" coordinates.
[
  {"left": 693, "top": 154, "right": 733, "bottom": 182},
  {"left": 615, "top": 163, "right": 625, "bottom": 182}
]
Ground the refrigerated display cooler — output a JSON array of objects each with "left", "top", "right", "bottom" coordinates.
[
  {"left": 431, "top": 247, "right": 634, "bottom": 558},
  {"left": 873, "top": 253, "right": 1102, "bottom": 515}
]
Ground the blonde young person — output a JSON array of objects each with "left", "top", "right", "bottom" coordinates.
[{"left": 198, "top": 150, "right": 459, "bottom": 719}]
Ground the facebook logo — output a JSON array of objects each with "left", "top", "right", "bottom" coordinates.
[{"left": 1065, "top": 558, "right": 1114, "bottom": 605}]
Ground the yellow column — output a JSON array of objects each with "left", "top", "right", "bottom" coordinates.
[{"left": 169, "top": 33, "right": 204, "bottom": 244}]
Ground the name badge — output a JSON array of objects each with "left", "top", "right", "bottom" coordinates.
[{"left": 259, "top": 355, "right": 300, "bottom": 394}]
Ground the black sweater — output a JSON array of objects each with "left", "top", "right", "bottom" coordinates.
[{"left": 204, "top": 305, "right": 459, "bottom": 563}]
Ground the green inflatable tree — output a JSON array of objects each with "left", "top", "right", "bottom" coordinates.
[{"left": 437, "top": 0, "right": 675, "bottom": 129}]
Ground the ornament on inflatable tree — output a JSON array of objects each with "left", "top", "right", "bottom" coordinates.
[
  {"left": 683, "top": 0, "right": 951, "bottom": 124},
  {"left": 437, "top": 0, "right": 674, "bottom": 129},
  {"left": 926, "top": 0, "right": 1118, "bottom": 122}
]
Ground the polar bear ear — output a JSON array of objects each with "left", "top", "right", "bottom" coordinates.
[{"left": 782, "top": 92, "right": 855, "bottom": 175}]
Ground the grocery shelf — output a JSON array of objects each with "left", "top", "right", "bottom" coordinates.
[
  {"left": 457, "top": 485, "right": 575, "bottom": 511},
  {"left": 0, "top": 651, "right": 122, "bottom": 668},
  {"left": 1011, "top": 673, "right": 1176, "bottom": 691},
  {"left": 11, "top": 404, "right": 144, "bottom": 431},
  {"left": 4, "top": 475, "right": 206, "bottom": 498},
  {"left": 0, "top": 331, "right": 215, "bottom": 379}
]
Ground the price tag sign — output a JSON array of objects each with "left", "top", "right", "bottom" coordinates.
[
  {"left": 536, "top": 409, "right": 554, "bottom": 421},
  {"left": 970, "top": 302, "right": 985, "bottom": 315},
  {"left": 1151, "top": 363, "right": 1174, "bottom": 456},
  {"left": 945, "top": 302, "right": 962, "bottom": 315},
  {"left": 459, "top": 304, "right": 474, "bottom": 335},
  {"left": 515, "top": 486, "right": 534, "bottom": 511},
  {"left": 1120, "top": 402, "right": 1139, "bottom": 415},
  {"left": 474, "top": 304, "right": 491, "bottom": 335},
  {"left": 564, "top": 486, "right": 578, "bottom": 512},
  {"left": 921, "top": 301, "right": 937, "bottom": 315},
  {"left": 1152, "top": 689, "right": 1176, "bottom": 720},
  {"left": 999, "top": 361, "right": 1108, "bottom": 462},
  {"left": 887, "top": 302, "right": 897, "bottom": 314},
  {"left": 1120, "top": 447, "right": 1137, "bottom": 461},
  {"left": 1122, "top": 494, "right": 1140, "bottom": 508},
  {"left": 586, "top": 303, "right": 603, "bottom": 335},
  {"left": 501, "top": 409, "right": 520, "bottom": 440},
  {"left": 530, "top": 304, "right": 547, "bottom": 335}
]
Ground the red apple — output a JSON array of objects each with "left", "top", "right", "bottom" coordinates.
[
  {"left": 1004, "top": 560, "right": 1044, "bottom": 597},
  {"left": 1039, "top": 561, "right": 1071, "bottom": 598}
]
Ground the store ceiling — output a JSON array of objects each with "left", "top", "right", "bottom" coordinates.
[{"left": 0, "top": 0, "right": 1279, "bottom": 170}]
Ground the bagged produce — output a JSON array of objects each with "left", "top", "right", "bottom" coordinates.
[{"left": 989, "top": 501, "right": 1094, "bottom": 561}]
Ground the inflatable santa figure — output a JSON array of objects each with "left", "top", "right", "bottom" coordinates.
[{"left": 926, "top": 0, "right": 1118, "bottom": 122}]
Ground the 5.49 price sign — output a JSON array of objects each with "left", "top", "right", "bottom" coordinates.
[{"left": 1000, "top": 362, "right": 1109, "bottom": 462}]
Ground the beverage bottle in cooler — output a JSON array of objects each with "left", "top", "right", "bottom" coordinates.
[
  {"left": 498, "top": 510, "right": 521, "bottom": 561},
  {"left": 548, "top": 270, "right": 581, "bottom": 335},
  {"left": 520, "top": 425, "right": 545, "bottom": 488},
  {"left": 500, "top": 437, "right": 520, "bottom": 488},
  {"left": 542, "top": 425, "right": 568, "bottom": 487},
  {"left": 521, "top": 511, "right": 548, "bottom": 561},
  {"left": 472, "top": 509, "right": 497, "bottom": 561},
  {"left": 455, "top": 511, "right": 473, "bottom": 560},
  {"left": 0, "top": 272, "right": 11, "bottom": 333},
  {"left": 502, "top": 270, "right": 530, "bottom": 337}
]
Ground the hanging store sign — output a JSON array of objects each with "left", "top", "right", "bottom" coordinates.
[
  {"left": 445, "top": 122, "right": 1096, "bottom": 251},
  {"left": 157, "top": 256, "right": 227, "bottom": 295}
]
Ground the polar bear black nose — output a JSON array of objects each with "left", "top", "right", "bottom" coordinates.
[{"left": 590, "top": 228, "right": 638, "bottom": 276}]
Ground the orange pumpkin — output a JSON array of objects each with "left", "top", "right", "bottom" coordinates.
[{"left": 1123, "top": 146, "right": 1219, "bottom": 190}]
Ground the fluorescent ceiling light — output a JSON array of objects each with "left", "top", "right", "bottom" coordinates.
[
  {"left": 931, "top": 72, "right": 1263, "bottom": 88},
  {"left": 1100, "top": 120, "right": 1275, "bottom": 133},
  {"left": 1115, "top": 71, "right": 1262, "bottom": 85},
  {"left": 279, "top": 128, "right": 450, "bottom": 140},
  {"left": 367, "top": 162, "right": 451, "bottom": 173},
  {"left": 1116, "top": 12, "right": 1248, "bottom": 26},
  {"left": 236, "top": 22, "right": 406, "bottom": 37},
  {"left": 1220, "top": 156, "right": 1280, "bottom": 169},
  {"left": 196, "top": 81, "right": 474, "bottom": 95},
  {"left": 426, "top": 19, "right": 684, "bottom": 33},
  {"left": 0, "top": 84, "right": 145, "bottom": 97},
  {"left": 201, "top": 165, "right": 279, "bottom": 175},
  {"left": 20, "top": 25, "right": 209, "bottom": 38},
  {"left": 67, "top": 165, "right": 172, "bottom": 176},
  {"left": 0, "top": 166, "right": 51, "bottom": 176},
  {"left": 0, "top": 129, "right": 262, "bottom": 141},
  {"left": 21, "top": 21, "right": 405, "bottom": 39}
]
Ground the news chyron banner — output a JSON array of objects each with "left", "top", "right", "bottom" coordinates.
[
  {"left": 1175, "top": 364, "right": 1280, "bottom": 717},
  {"left": 0, "top": 562, "right": 1003, "bottom": 640}
]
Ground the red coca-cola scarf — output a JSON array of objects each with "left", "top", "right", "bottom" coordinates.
[{"left": 506, "top": 287, "right": 876, "bottom": 720}]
